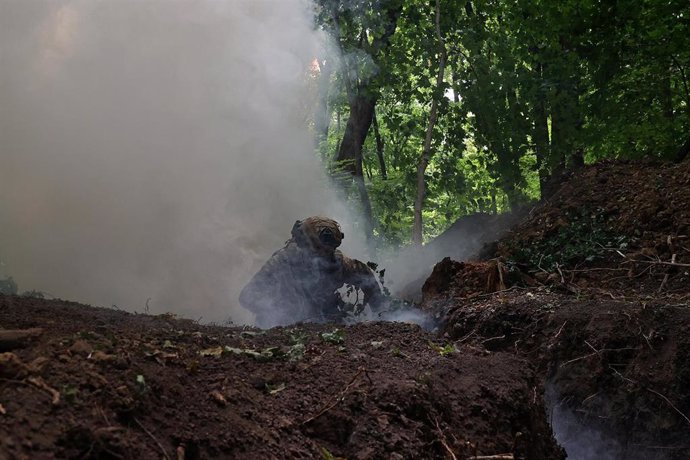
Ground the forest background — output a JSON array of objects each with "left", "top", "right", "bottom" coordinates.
[{"left": 309, "top": 0, "right": 690, "bottom": 249}]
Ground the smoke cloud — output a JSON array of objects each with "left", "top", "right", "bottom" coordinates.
[
  {"left": 545, "top": 382, "right": 624, "bottom": 460},
  {"left": 0, "top": 0, "right": 363, "bottom": 324}
]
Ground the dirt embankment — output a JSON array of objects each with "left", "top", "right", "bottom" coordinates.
[
  {"left": 497, "top": 159, "right": 690, "bottom": 295},
  {"left": 0, "top": 294, "right": 562, "bottom": 459},
  {"left": 436, "top": 289, "right": 690, "bottom": 459},
  {"left": 420, "top": 159, "right": 690, "bottom": 459}
]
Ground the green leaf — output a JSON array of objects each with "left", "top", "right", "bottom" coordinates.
[
  {"left": 321, "top": 329, "right": 345, "bottom": 345},
  {"left": 199, "top": 346, "right": 224, "bottom": 357},
  {"left": 266, "top": 382, "right": 286, "bottom": 395}
]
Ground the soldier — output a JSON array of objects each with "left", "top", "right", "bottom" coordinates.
[{"left": 239, "top": 216, "right": 384, "bottom": 328}]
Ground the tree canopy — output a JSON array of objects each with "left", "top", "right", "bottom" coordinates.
[{"left": 310, "top": 0, "right": 690, "bottom": 246}]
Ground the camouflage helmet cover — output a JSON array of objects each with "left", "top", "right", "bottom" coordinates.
[{"left": 291, "top": 216, "right": 344, "bottom": 254}]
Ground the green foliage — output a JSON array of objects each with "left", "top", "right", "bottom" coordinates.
[
  {"left": 314, "top": 0, "right": 690, "bottom": 246},
  {"left": 429, "top": 341, "right": 455, "bottom": 357},
  {"left": 320, "top": 328, "right": 346, "bottom": 345},
  {"left": 287, "top": 328, "right": 310, "bottom": 345},
  {"left": 286, "top": 328, "right": 309, "bottom": 361},
  {"left": 62, "top": 385, "right": 79, "bottom": 404},
  {"left": 509, "top": 208, "right": 630, "bottom": 270},
  {"left": 135, "top": 374, "right": 148, "bottom": 397},
  {"left": 223, "top": 346, "right": 284, "bottom": 362},
  {"left": 321, "top": 447, "right": 341, "bottom": 460}
]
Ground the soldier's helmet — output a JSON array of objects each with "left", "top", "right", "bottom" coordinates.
[{"left": 291, "top": 216, "right": 344, "bottom": 256}]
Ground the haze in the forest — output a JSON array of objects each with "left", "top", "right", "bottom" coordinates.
[{"left": 0, "top": 0, "right": 363, "bottom": 324}]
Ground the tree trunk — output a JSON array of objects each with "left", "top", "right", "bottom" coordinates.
[
  {"left": 334, "top": 94, "right": 377, "bottom": 246},
  {"left": 331, "top": 0, "right": 402, "bottom": 248},
  {"left": 532, "top": 62, "right": 551, "bottom": 194},
  {"left": 412, "top": 0, "right": 446, "bottom": 245},
  {"left": 372, "top": 110, "right": 388, "bottom": 179},
  {"left": 671, "top": 56, "right": 690, "bottom": 119},
  {"left": 550, "top": 81, "right": 583, "bottom": 175},
  {"left": 314, "top": 58, "right": 334, "bottom": 160},
  {"left": 354, "top": 175, "right": 375, "bottom": 239},
  {"left": 675, "top": 136, "right": 690, "bottom": 163},
  {"left": 335, "top": 96, "right": 376, "bottom": 173},
  {"left": 661, "top": 64, "right": 674, "bottom": 122},
  {"left": 548, "top": 35, "right": 584, "bottom": 183}
]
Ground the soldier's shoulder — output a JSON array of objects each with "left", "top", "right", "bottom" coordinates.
[
  {"left": 260, "top": 244, "right": 287, "bottom": 263},
  {"left": 342, "top": 256, "right": 372, "bottom": 273}
]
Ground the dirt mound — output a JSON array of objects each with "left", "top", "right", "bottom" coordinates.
[
  {"left": 418, "top": 159, "right": 690, "bottom": 459},
  {"left": 421, "top": 258, "right": 515, "bottom": 304},
  {"left": 0, "top": 294, "right": 562, "bottom": 459},
  {"left": 497, "top": 160, "right": 690, "bottom": 296},
  {"left": 392, "top": 208, "right": 529, "bottom": 302}
]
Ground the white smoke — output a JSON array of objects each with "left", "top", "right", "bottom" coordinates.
[
  {"left": 0, "top": 0, "right": 365, "bottom": 324},
  {"left": 544, "top": 381, "right": 677, "bottom": 460},
  {"left": 546, "top": 382, "right": 623, "bottom": 460}
]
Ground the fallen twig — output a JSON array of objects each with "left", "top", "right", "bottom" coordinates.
[
  {"left": 647, "top": 388, "right": 690, "bottom": 426},
  {"left": 456, "top": 330, "right": 477, "bottom": 344},
  {"left": 560, "top": 351, "right": 598, "bottom": 367},
  {"left": 472, "top": 455, "right": 514, "bottom": 459},
  {"left": 432, "top": 415, "right": 457, "bottom": 460},
  {"left": 609, "top": 366, "right": 637, "bottom": 385},
  {"left": 96, "top": 405, "right": 112, "bottom": 426},
  {"left": 481, "top": 335, "right": 506, "bottom": 345},
  {"left": 606, "top": 365, "right": 690, "bottom": 426},
  {"left": 563, "top": 267, "right": 628, "bottom": 273},
  {"left": 600, "top": 290, "right": 623, "bottom": 300},
  {"left": 27, "top": 377, "right": 60, "bottom": 405},
  {"left": 633, "top": 259, "right": 690, "bottom": 268},
  {"left": 560, "top": 346, "right": 640, "bottom": 367},
  {"left": 609, "top": 264, "right": 653, "bottom": 281},
  {"left": 133, "top": 417, "right": 170, "bottom": 460},
  {"left": 581, "top": 392, "right": 599, "bottom": 405},
  {"left": 302, "top": 367, "right": 366, "bottom": 425},
  {"left": 555, "top": 263, "right": 565, "bottom": 284},
  {"left": 473, "top": 286, "right": 525, "bottom": 298},
  {"left": 658, "top": 254, "right": 677, "bottom": 292},
  {"left": 496, "top": 260, "right": 506, "bottom": 291},
  {"left": 642, "top": 330, "right": 654, "bottom": 351}
]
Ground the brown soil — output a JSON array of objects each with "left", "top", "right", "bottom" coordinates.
[
  {"left": 422, "top": 159, "right": 690, "bottom": 459},
  {"left": 496, "top": 159, "right": 690, "bottom": 295},
  {"left": 2, "top": 159, "right": 689, "bottom": 460},
  {"left": 0, "top": 295, "right": 562, "bottom": 459},
  {"left": 438, "top": 289, "right": 690, "bottom": 459}
]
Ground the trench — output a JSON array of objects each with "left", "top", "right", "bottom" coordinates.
[
  {"left": 545, "top": 381, "right": 626, "bottom": 460},
  {"left": 436, "top": 291, "right": 690, "bottom": 460}
]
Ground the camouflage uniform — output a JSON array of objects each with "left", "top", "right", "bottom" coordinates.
[{"left": 239, "top": 216, "right": 384, "bottom": 328}]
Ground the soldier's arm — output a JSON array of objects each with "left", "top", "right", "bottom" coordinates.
[{"left": 342, "top": 258, "right": 386, "bottom": 311}]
